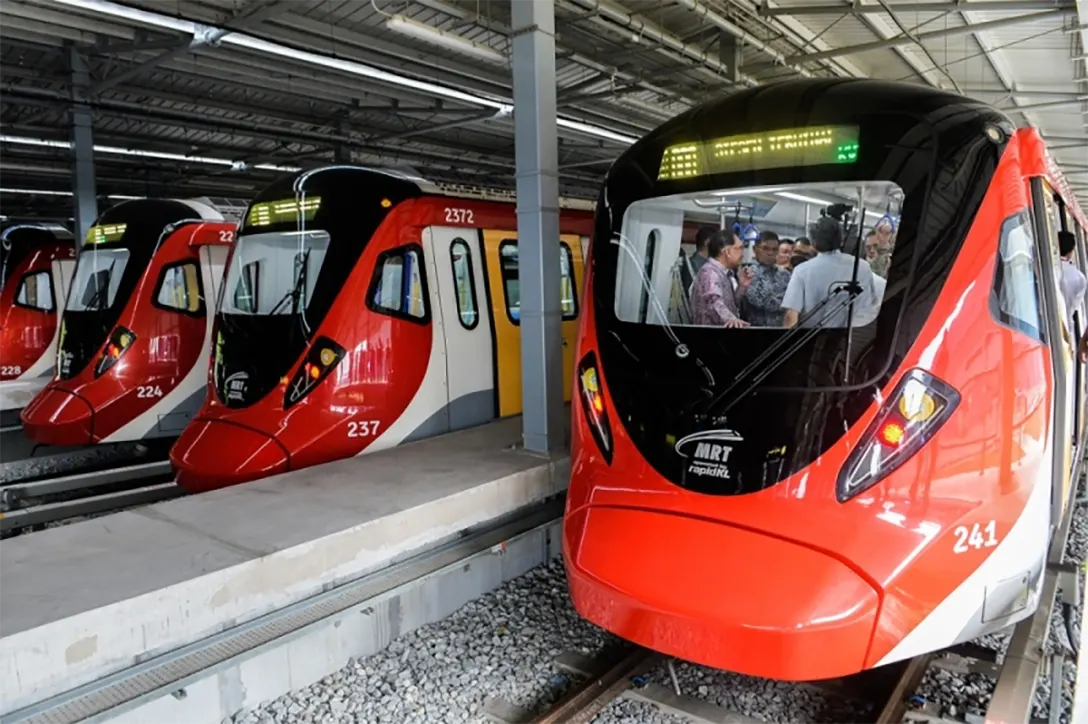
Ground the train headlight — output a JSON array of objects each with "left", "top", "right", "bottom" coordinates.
[
  {"left": 576, "top": 351, "right": 613, "bottom": 464},
  {"left": 283, "top": 336, "right": 346, "bottom": 409},
  {"left": 94, "top": 326, "right": 137, "bottom": 378},
  {"left": 837, "top": 368, "right": 960, "bottom": 502}
]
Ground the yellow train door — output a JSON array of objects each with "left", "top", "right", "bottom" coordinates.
[{"left": 479, "top": 230, "right": 584, "bottom": 418}]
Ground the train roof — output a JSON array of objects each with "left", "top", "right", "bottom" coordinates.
[
  {"left": 282, "top": 164, "right": 597, "bottom": 212},
  {"left": 0, "top": 221, "right": 74, "bottom": 243}
]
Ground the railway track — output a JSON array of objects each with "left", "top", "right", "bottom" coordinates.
[
  {"left": 504, "top": 647, "right": 977, "bottom": 724},
  {"left": 0, "top": 459, "right": 183, "bottom": 536}
]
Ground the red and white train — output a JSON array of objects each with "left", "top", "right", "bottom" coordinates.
[
  {"left": 0, "top": 222, "right": 76, "bottom": 418},
  {"left": 170, "top": 168, "right": 593, "bottom": 492},
  {"left": 563, "top": 79, "right": 1088, "bottom": 680},
  {"left": 20, "top": 199, "right": 234, "bottom": 446}
]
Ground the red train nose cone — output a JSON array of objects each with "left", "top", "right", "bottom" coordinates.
[
  {"left": 171, "top": 420, "right": 289, "bottom": 493},
  {"left": 564, "top": 506, "right": 880, "bottom": 681},
  {"left": 21, "top": 389, "right": 94, "bottom": 445}
]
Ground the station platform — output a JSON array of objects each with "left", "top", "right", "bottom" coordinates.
[{"left": 0, "top": 416, "right": 569, "bottom": 723}]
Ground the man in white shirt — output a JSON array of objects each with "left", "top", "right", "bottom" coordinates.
[
  {"left": 781, "top": 216, "right": 880, "bottom": 328},
  {"left": 1059, "top": 231, "right": 1086, "bottom": 338}
]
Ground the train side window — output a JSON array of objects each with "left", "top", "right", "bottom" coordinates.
[
  {"left": 560, "top": 242, "right": 579, "bottom": 320},
  {"left": 368, "top": 244, "right": 430, "bottom": 324},
  {"left": 449, "top": 239, "right": 479, "bottom": 329},
  {"left": 154, "top": 262, "right": 204, "bottom": 315},
  {"left": 991, "top": 211, "right": 1044, "bottom": 342},
  {"left": 498, "top": 241, "right": 578, "bottom": 325},
  {"left": 499, "top": 241, "right": 520, "bottom": 324},
  {"left": 14, "top": 271, "right": 54, "bottom": 312}
]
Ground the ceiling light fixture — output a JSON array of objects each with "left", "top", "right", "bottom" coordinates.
[
  {"left": 44, "top": 0, "right": 637, "bottom": 146},
  {"left": 0, "top": 134, "right": 300, "bottom": 172},
  {"left": 384, "top": 14, "right": 506, "bottom": 66},
  {"left": 776, "top": 191, "right": 832, "bottom": 206},
  {"left": 0, "top": 187, "right": 144, "bottom": 200}
]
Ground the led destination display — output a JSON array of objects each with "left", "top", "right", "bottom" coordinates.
[{"left": 658, "top": 125, "right": 860, "bottom": 181}]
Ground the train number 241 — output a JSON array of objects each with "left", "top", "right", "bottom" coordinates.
[
  {"left": 952, "top": 520, "right": 999, "bottom": 553},
  {"left": 348, "top": 420, "right": 381, "bottom": 439}
]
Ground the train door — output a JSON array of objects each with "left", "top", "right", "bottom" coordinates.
[
  {"left": 480, "top": 230, "right": 583, "bottom": 418},
  {"left": 1031, "top": 179, "right": 1076, "bottom": 522},
  {"left": 427, "top": 226, "right": 494, "bottom": 430}
]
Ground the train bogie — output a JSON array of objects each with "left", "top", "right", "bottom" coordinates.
[
  {"left": 563, "top": 80, "right": 1088, "bottom": 681},
  {"left": 21, "top": 200, "right": 235, "bottom": 446},
  {"left": 171, "top": 168, "right": 593, "bottom": 492}
]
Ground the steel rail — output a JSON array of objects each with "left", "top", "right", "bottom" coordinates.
[
  {"left": 530, "top": 646, "right": 661, "bottom": 724},
  {"left": 0, "top": 460, "right": 173, "bottom": 507},
  {"left": 0, "top": 482, "right": 183, "bottom": 534}
]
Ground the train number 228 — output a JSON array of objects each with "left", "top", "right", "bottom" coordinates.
[
  {"left": 348, "top": 420, "right": 381, "bottom": 439},
  {"left": 952, "top": 520, "right": 999, "bottom": 553},
  {"left": 444, "top": 208, "right": 474, "bottom": 225}
]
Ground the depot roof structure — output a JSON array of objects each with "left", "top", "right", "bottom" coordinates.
[{"left": 1, "top": 0, "right": 1085, "bottom": 219}]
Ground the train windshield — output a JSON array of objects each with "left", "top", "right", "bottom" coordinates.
[
  {"left": 67, "top": 248, "right": 131, "bottom": 312},
  {"left": 56, "top": 199, "right": 196, "bottom": 380},
  {"left": 614, "top": 181, "right": 902, "bottom": 341},
  {"left": 213, "top": 167, "right": 422, "bottom": 408},
  {"left": 220, "top": 230, "right": 330, "bottom": 316},
  {"left": 592, "top": 89, "right": 1011, "bottom": 495}
]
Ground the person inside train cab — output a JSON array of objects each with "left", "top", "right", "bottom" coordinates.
[
  {"left": 1059, "top": 230, "right": 1086, "bottom": 337},
  {"left": 869, "top": 215, "right": 895, "bottom": 277},
  {"left": 690, "top": 226, "right": 716, "bottom": 277},
  {"left": 791, "top": 236, "right": 815, "bottom": 270},
  {"left": 691, "top": 231, "right": 750, "bottom": 328},
  {"left": 740, "top": 231, "right": 792, "bottom": 327},
  {"left": 776, "top": 239, "right": 794, "bottom": 269},
  {"left": 780, "top": 216, "right": 879, "bottom": 329}
]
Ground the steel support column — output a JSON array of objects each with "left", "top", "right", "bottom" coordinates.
[
  {"left": 510, "top": 0, "right": 563, "bottom": 454},
  {"left": 69, "top": 45, "right": 97, "bottom": 249}
]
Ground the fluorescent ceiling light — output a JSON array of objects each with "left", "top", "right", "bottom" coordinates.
[
  {"left": 385, "top": 14, "right": 505, "bottom": 66},
  {"left": 0, "top": 135, "right": 300, "bottom": 172},
  {"left": 776, "top": 191, "right": 831, "bottom": 206},
  {"left": 1, "top": 187, "right": 144, "bottom": 200},
  {"left": 45, "top": 0, "right": 636, "bottom": 146}
]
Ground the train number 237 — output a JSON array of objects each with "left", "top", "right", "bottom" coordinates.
[
  {"left": 952, "top": 520, "right": 999, "bottom": 553},
  {"left": 348, "top": 420, "right": 381, "bottom": 439},
  {"left": 444, "top": 208, "right": 474, "bottom": 225}
]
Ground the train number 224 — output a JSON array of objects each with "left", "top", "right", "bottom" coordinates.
[{"left": 952, "top": 520, "right": 999, "bottom": 553}]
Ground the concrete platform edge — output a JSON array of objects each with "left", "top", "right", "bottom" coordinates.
[{"left": 1, "top": 456, "right": 570, "bottom": 715}]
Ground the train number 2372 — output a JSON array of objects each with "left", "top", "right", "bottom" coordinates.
[
  {"left": 348, "top": 420, "right": 381, "bottom": 439},
  {"left": 952, "top": 520, "right": 999, "bottom": 553},
  {"left": 444, "top": 207, "right": 474, "bottom": 224}
]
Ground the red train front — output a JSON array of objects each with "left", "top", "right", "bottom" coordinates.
[
  {"left": 0, "top": 222, "right": 76, "bottom": 417},
  {"left": 21, "top": 199, "right": 234, "bottom": 445},
  {"left": 171, "top": 167, "right": 593, "bottom": 492},
  {"left": 564, "top": 79, "right": 1088, "bottom": 681}
]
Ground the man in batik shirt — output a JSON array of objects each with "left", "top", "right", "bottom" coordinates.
[
  {"left": 691, "top": 232, "right": 750, "bottom": 328},
  {"left": 740, "top": 231, "right": 792, "bottom": 327}
]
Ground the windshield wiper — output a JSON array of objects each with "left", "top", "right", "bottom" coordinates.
[
  {"left": 697, "top": 281, "right": 865, "bottom": 420},
  {"left": 267, "top": 249, "right": 310, "bottom": 317},
  {"left": 84, "top": 261, "right": 117, "bottom": 311}
]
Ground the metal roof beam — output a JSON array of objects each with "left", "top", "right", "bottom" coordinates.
[
  {"left": 788, "top": 9, "right": 1068, "bottom": 63},
  {"left": 759, "top": 1, "right": 1075, "bottom": 16},
  {"left": 89, "top": 0, "right": 289, "bottom": 95}
]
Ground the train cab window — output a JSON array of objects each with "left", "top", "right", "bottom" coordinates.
[
  {"left": 368, "top": 244, "right": 429, "bottom": 323},
  {"left": 992, "top": 212, "right": 1044, "bottom": 342},
  {"left": 222, "top": 229, "right": 330, "bottom": 316},
  {"left": 154, "top": 262, "right": 204, "bottom": 315},
  {"left": 497, "top": 240, "right": 578, "bottom": 325},
  {"left": 233, "top": 262, "right": 260, "bottom": 313},
  {"left": 449, "top": 239, "right": 478, "bottom": 329},
  {"left": 14, "top": 271, "right": 54, "bottom": 312},
  {"left": 614, "top": 182, "right": 901, "bottom": 329},
  {"left": 67, "top": 248, "right": 130, "bottom": 312}
]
